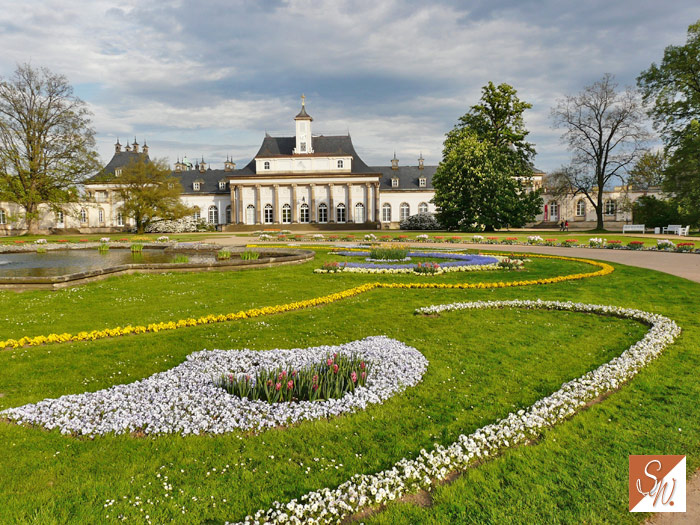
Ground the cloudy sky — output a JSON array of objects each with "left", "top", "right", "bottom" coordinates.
[{"left": 1, "top": 0, "right": 698, "bottom": 172}]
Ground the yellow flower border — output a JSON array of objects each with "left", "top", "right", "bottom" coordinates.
[{"left": 0, "top": 254, "right": 613, "bottom": 350}]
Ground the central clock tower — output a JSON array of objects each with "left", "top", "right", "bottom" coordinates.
[{"left": 293, "top": 94, "right": 314, "bottom": 155}]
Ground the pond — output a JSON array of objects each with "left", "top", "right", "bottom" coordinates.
[{"left": 0, "top": 249, "right": 218, "bottom": 278}]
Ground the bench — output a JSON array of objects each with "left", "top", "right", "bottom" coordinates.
[
  {"left": 663, "top": 225, "right": 682, "bottom": 235},
  {"left": 623, "top": 224, "right": 645, "bottom": 234},
  {"left": 678, "top": 226, "right": 690, "bottom": 236}
]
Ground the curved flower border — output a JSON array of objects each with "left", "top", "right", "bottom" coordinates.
[
  {"left": 316, "top": 251, "right": 502, "bottom": 274},
  {"left": 0, "top": 255, "right": 613, "bottom": 350},
  {"left": 231, "top": 300, "right": 680, "bottom": 525},
  {"left": 1, "top": 336, "right": 428, "bottom": 437}
]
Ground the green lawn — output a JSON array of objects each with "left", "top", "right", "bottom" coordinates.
[{"left": 0, "top": 247, "right": 698, "bottom": 524}]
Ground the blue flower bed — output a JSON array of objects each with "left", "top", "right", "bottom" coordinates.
[{"left": 332, "top": 251, "right": 499, "bottom": 269}]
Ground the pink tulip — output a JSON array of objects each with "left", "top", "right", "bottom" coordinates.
[
  {"left": 333, "top": 364, "right": 339, "bottom": 374},
  {"left": 360, "top": 362, "right": 366, "bottom": 370},
  {"left": 351, "top": 371, "right": 357, "bottom": 383},
  {"left": 361, "top": 371, "right": 366, "bottom": 380},
  {"left": 327, "top": 358, "right": 333, "bottom": 366},
  {"left": 275, "top": 382, "right": 281, "bottom": 391},
  {"left": 287, "top": 380, "right": 294, "bottom": 390}
]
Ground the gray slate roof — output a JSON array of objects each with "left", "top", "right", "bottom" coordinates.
[
  {"left": 371, "top": 165, "right": 436, "bottom": 190},
  {"left": 178, "top": 169, "right": 231, "bottom": 195},
  {"left": 85, "top": 151, "right": 149, "bottom": 183}
]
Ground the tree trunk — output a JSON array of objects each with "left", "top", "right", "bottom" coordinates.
[
  {"left": 25, "top": 205, "right": 41, "bottom": 234},
  {"left": 596, "top": 187, "right": 604, "bottom": 230}
]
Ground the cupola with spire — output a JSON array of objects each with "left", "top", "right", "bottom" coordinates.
[
  {"left": 224, "top": 155, "right": 236, "bottom": 172},
  {"left": 391, "top": 152, "right": 399, "bottom": 170},
  {"left": 114, "top": 138, "right": 122, "bottom": 153},
  {"left": 294, "top": 94, "right": 314, "bottom": 155},
  {"left": 418, "top": 152, "right": 424, "bottom": 169},
  {"left": 199, "top": 156, "right": 207, "bottom": 173},
  {"left": 132, "top": 137, "right": 139, "bottom": 153},
  {"left": 142, "top": 140, "right": 149, "bottom": 156}
]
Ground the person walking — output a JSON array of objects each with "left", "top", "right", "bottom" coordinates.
[{"left": 564, "top": 220, "right": 569, "bottom": 232}]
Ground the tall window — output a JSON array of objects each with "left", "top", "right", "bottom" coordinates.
[
  {"left": 246, "top": 205, "right": 255, "bottom": 225},
  {"left": 80, "top": 208, "right": 87, "bottom": 223},
  {"left": 382, "top": 203, "right": 392, "bottom": 222},
  {"left": 56, "top": 210, "right": 64, "bottom": 224},
  {"left": 98, "top": 208, "right": 104, "bottom": 223},
  {"left": 605, "top": 199, "right": 617, "bottom": 215},
  {"left": 225, "top": 205, "right": 232, "bottom": 223},
  {"left": 318, "top": 203, "right": 328, "bottom": 223},
  {"left": 219, "top": 181, "right": 226, "bottom": 190},
  {"left": 549, "top": 202, "right": 559, "bottom": 221},
  {"left": 391, "top": 178, "right": 399, "bottom": 188},
  {"left": 282, "top": 203, "right": 291, "bottom": 224},
  {"left": 193, "top": 182, "right": 200, "bottom": 191},
  {"left": 400, "top": 202, "right": 410, "bottom": 221},
  {"left": 117, "top": 211, "right": 124, "bottom": 227},
  {"left": 193, "top": 207, "right": 201, "bottom": 221},
  {"left": 264, "top": 204, "right": 273, "bottom": 224},
  {"left": 300, "top": 203, "right": 309, "bottom": 223},
  {"left": 418, "top": 202, "right": 429, "bottom": 214},
  {"left": 337, "top": 160, "right": 344, "bottom": 168},
  {"left": 336, "top": 203, "right": 346, "bottom": 223},
  {"left": 0, "top": 209, "right": 6, "bottom": 225},
  {"left": 208, "top": 206, "right": 219, "bottom": 224},
  {"left": 576, "top": 199, "right": 586, "bottom": 217},
  {"left": 264, "top": 161, "right": 270, "bottom": 170},
  {"left": 354, "top": 202, "right": 365, "bottom": 223}
]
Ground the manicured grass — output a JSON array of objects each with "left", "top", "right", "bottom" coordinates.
[{"left": 0, "top": 247, "right": 698, "bottom": 524}]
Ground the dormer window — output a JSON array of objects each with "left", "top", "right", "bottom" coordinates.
[
  {"left": 337, "top": 160, "right": 344, "bottom": 169},
  {"left": 219, "top": 181, "right": 226, "bottom": 190},
  {"left": 115, "top": 168, "right": 122, "bottom": 176},
  {"left": 300, "top": 142, "right": 307, "bottom": 152},
  {"left": 264, "top": 161, "right": 270, "bottom": 170},
  {"left": 193, "top": 182, "right": 201, "bottom": 191},
  {"left": 391, "top": 178, "right": 399, "bottom": 188},
  {"left": 419, "top": 177, "right": 426, "bottom": 188}
]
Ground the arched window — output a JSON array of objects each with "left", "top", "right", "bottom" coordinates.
[
  {"left": 354, "top": 202, "right": 365, "bottom": 223},
  {"left": 549, "top": 202, "right": 559, "bottom": 221},
  {"left": 318, "top": 203, "right": 328, "bottom": 223},
  {"left": 98, "top": 208, "right": 104, "bottom": 223},
  {"left": 0, "top": 209, "right": 6, "bottom": 225},
  {"left": 208, "top": 206, "right": 219, "bottom": 224},
  {"left": 336, "top": 203, "right": 346, "bottom": 223},
  {"left": 382, "top": 203, "right": 392, "bottom": 222},
  {"left": 116, "top": 211, "right": 124, "bottom": 227},
  {"left": 282, "top": 203, "right": 291, "bottom": 224},
  {"left": 264, "top": 203, "right": 273, "bottom": 224},
  {"left": 263, "top": 161, "right": 270, "bottom": 170},
  {"left": 300, "top": 203, "right": 309, "bottom": 223},
  {"left": 400, "top": 202, "right": 410, "bottom": 221},
  {"left": 337, "top": 160, "right": 344, "bottom": 169},
  {"left": 80, "top": 208, "right": 88, "bottom": 223},
  {"left": 246, "top": 204, "right": 255, "bottom": 225},
  {"left": 193, "top": 207, "right": 201, "bottom": 221},
  {"left": 576, "top": 199, "right": 586, "bottom": 217},
  {"left": 225, "top": 205, "right": 232, "bottom": 223},
  {"left": 418, "top": 202, "right": 429, "bottom": 214},
  {"left": 605, "top": 199, "right": 617, "bottom": 215},
  {"left": 56, "top": 210, "right": 64, "bottom": 225}
]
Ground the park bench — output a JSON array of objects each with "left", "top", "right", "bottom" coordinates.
[
  {"left": 623, "top": 224, "right": 645, "bottom": 234},
  {"left": 677, "top": 226, "right": 690, "bottom": 236},
  {"left": 662, "top": 225, "right": 682, "bottom": 235}
]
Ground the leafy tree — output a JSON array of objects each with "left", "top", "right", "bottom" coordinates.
[
  {"left": 433, "top": 82, "right": 542, "bottom": 231},
  {"left": 631, "top": 195, "right": 682, "bottom": 228},
  {"left": 627, "top": 150, "right": 666, "bottom": 189},
  {"left": 662, "top": 120, "right": 700, "bottom": 226},
  {"left": 113, "top": 157, "right": 192, "bottom": 233},
  {"left": 0, "top": 63, "right": 99, "bottom": 233},
  {"left": 550, "top": 74, "right": 650, "bottom": 230},
  {"left": 638, "top": 20, "right": 700, "bottom": 146}
]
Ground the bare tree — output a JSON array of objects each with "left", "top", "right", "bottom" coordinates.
[
  {"left": 0, "top": 63, "right": 99, "bottom": 233},
  {"left": 550, "top": 74, "right": 650, "bottom": 229}
]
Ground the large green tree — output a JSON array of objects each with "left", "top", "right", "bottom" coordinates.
[
  {"left": 662, "top": 119, "right": 700, "bottom": 226},
  {"left": 627, "top": 150, "right": 666, "bottom": 189},
  {"left": 432, "top": 82, "right": 542, "bottom": 231},
  {"left": 0, "top": 63, "right": 99, "bottom": 233},
  {"left": 114, "top": 158, "right": 192, "bottom": 233}
]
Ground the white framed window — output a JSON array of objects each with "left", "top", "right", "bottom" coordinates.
[
  {"left": 98, "top": 208, "right": 104, "bottom": 223},
  {"left": 219, "top": 181, "right": 226, "bottom": 190},
  {"left": 336, "top": 203, "right": 346, "bottom": 223},
  {"left": 419, "top": 178, "right": 426, "bottom": 188},
  {"left": 391, "top": 178, "right": 399, "bottom": 188},
  {"left": 208, "top": 205, "right": 219, "bottom": 224},
  {"left": 400, "top": 202, "right": 410, "bottom": 221},
  {"left": 337, "top": 160, "right": 344, "bottom": 168},
  {"left": 354, "top": 202, "right": 365, "bottom": 223},
  {"left": 225, "top": 205, "right": 232, "bottom": 223},
  {"left": 115, "top": 168, "right": 122, "bottom": 176},
  {"left": 246, "top": 205, "right": 255, "bottom": 225},
  {"left": 193, "top": 182, "right": 200, "bottom": 191},
  {"left": 56, "top": 210, "right": 64, "bottom": 225},
  {"left": 576, "top": 199, "right": 586, "bottom": 217},
  {"left": 96, "top": 191, "right": 107, "bottom": 202},
  {"left": 117, "top": 211, "right": 124, "bottom": 227},
  {"left": 382, "top": 203, "right": 391, "bottom": 222},
  {"left": 300, "top": 203, "right": 309, "bottom": 223},
  {"left": 0, "top": 208, "right": 6, "bottom": 225},
  {"left": 605, "top": 199, "right": 617, "bottom": 215},
  {"left": 418, "top": 202, "right": 429, "bottom": 214},
  {"left": 318, "top": 203, "right": 328, "bottom": 223},
  {"left": 264, "top": 203, "right": 273, "bottom": 224},
  {"left": 282, "top": 203, "right": 291, "bottom": 224},
  {"left": 549, "top": 202, "right": 559, "bottom": 221},
  {"left": 80, "top": 208, "right": 88, "bottom": 223},
  {"left": 264, "top": 161, "right": 270, "bottom": 170},
  {"left": 193, "top": 207, "right": 201, "bottom": 221},
  {"left": 300, "top": 142, "right": 307, "bottom": 153}
]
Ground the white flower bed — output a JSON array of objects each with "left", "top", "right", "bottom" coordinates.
[
  {"left": 527, "top": 235, "right": 543, "bottom": 244},
  {"left": 1, "top": 336, "right": 427, "bottom": 437},
  {"left": 34, "top": 238, "right": 47, "bottom": 244},
  {"left": 657, "top": 239, "right": 675, "bottom": 250},
  {"left": 231, "top": 300, "right": 680, "bottom": 525}
]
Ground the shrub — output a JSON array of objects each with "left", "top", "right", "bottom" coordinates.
[
  {"left": 97, "top": 244, "right": 109, "bottom": 253},
  {"left": 240, "top": 250, "right": 260, "bottom": 260},
  {"left": 217, "top": 250, "right": 231, "bottom": 260},
  {"left": 399, "top": 213, "right": 442, "bottom": 230},
  {"left": 369, "top": 245, "right": 409, "bottom": 260},
  {"left": 130, "top": 243, "right": 143, "bottom": 253},
  {"left": 218, "top": 353, "right": 369, "bottom": 403}
]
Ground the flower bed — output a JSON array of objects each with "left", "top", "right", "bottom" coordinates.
[
  {"left": 233, "top": 300, "right": 680, "bottom": 525},
  {"left": 315, "top": 251, "right": 502, "bottom": 275},
  {"left": 1, "top": 336, "right": 428, "bottom": 436}
]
